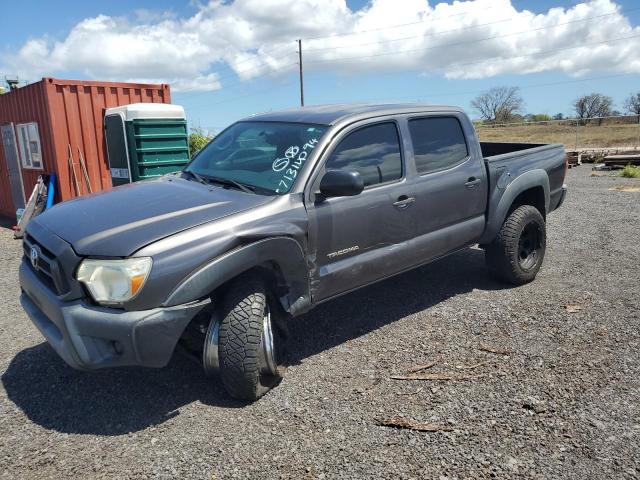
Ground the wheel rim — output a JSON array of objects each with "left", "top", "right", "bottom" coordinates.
[
  {"left": 518, "top": 222, "right": 541, "bottom": 270},
  {"left": 259, "top": 304, "right": 278, "bottom": 376},
  {"left": 202, "top": 313, "right": 220, "bottom": 376}
]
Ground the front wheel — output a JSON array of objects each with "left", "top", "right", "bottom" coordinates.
[
  {"left": 485, "top": 205, "right": 546, "bottom": 285},
  {"left": 204, "top": 275, "right": 285, "bottom": 401}
]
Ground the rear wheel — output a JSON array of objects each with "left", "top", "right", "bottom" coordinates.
[
  {"left": 485, "top": 205, "right": 546, "bottom": 285},
  {"left": 203, "top": 275, "right": 284, "bottom": 401}
]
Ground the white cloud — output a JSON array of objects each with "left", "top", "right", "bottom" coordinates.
[{"left": 1, "top": 0, "right": 639, "bottom": 92}]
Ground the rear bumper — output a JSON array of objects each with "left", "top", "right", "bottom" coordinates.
[
  {"left": 549, "top": 183, "right": 568, "bottom": 213},
  {"left": 19, "top": 260, "right": 209, "bottom": 370}
]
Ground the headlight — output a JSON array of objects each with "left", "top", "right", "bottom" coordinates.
[{"left": 76, "top": 257, "right": 152, "bottom": 305}]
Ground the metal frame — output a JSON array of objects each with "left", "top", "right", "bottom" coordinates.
[{"left": 1, "top": 122, "right": 26, "bottom": 207}]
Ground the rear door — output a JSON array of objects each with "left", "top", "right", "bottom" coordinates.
[
  {"left": 307, "top": 120, "right": 416, "bottom": 301},
  {"left": 1, "top": 123, "right": 26, "bottom": 210},
  {"left": 402, "top": 114, "right": 487, "bottom": 262}
]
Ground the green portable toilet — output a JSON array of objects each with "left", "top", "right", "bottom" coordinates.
[{"left": 104, "top": 103, "right": 189, "bottom": 186}]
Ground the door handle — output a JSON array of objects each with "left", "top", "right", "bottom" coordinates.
[
  {"left": 465, "top": 177, "right": 481, "bottom": 188},
  {"left": 393, "top": 195, "right": 415, "bottom": 209}
]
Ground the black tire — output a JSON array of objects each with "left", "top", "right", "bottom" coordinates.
[
  {"left": 485, "top": 205, "right": 546, "bottom": 285},
  {"left": 217, "top": 275, "right": 284, "bottom": 401}
]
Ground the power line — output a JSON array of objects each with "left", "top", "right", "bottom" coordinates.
[
  {"left": 348, "top": 73, "right": 640, "bottom": 105},
  {"left": 180, "top": 28, "right": 639, "bottom": 104},
  {"left": 435, "top": 33, "right": 640, "bottom": 73},
  {"left": 189, "top": 75, "right": 298, "bottom": 109},
  {"left": 304, "top": 7, "right": 639, "bottom": 64},
  {"left": 179, "top": 3, "right": 636, "bottom": 103},
  {"left": 212, "top": 57, "right": 297, "bottom": 86},
  {"left": 183, "top": 3, "right": 635, "bottom": 96},
  {"left": 302, "top": 16, "right": 514, "bottom": 53},
  {"left": 302, "top": 4, "right": 638, "bottom": 53},
  {"left": 209, "top": 9, "right": 534, "bottom": 91},
  {"left": 180, "top": 59, "right": 298, "bottom": 100},
  {"left": 187, "top": 0, "right": 507, "bottom": 78},
  {"left": 200, "top": 7, "right": 506, "bottom": 88},
  {"left": 302, "top": 32, "right": 640, "bottom": 83},
  {"left": 300, "top": 4, "right": 499, "bottom": 41}
]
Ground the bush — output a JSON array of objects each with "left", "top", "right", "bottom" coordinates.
[
  {"left": 529, "top": 114, "right": 552, "bottom": 122},
  {"left": 620, "top": 165, "right": 640, "bottom": 178},
  {"left": 188, "top": 127, "right": 214, "bottom": 157}
]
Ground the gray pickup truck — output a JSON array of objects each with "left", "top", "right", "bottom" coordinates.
[{"left": 19, "top": 104, "right": 567, "bottom": 400}]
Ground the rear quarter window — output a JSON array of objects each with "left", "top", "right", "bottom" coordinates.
[{"left": 409, "top": 117, "right": 468, "bottom": 175}]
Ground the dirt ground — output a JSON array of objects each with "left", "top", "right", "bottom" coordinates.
[
  {"left": 0, "top": 166, "right": 639, "bottom": 479},
  {"left": 477, "top": 122, "right": 640, "bottom": 149}
]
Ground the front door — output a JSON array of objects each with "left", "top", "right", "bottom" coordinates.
[
  {"left": 308, "top": 121, "right": 415, "bottom": 301},
  {"left": 1, "top": 123, "right": 26, "bottom": 210}
]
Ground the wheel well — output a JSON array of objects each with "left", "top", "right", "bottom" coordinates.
[
  {"left": 178, "top": 262, "right": 289, "bottom": 354},
  {"left": 509, "top": 187, "right": 546, "bottom": 219},
  {"left": 215, "top": 263, "right": 288, "bottom": 300}
]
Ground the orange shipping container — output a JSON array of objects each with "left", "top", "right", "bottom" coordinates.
[{"left": 0, "top": 77, "right": 171, "bottom": 219}]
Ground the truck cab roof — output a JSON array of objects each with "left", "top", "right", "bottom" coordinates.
[{"left": 245, "top": 103, "right": 464, "bottom": 126}]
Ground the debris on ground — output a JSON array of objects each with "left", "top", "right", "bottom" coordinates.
[
  {"left": 406, "top": 359, "right": 439, "bottom": 373},
  {"left": 376, "top": 417, "right": 453, "bottom": 432},
  {"left": 522, "top": 398, "right": 548, "bottom": 414},
  {"left": 455, "top": 361, "right": 490, "bottom": 370},
  {"left": 390, "top": 373, "right": 486, "bottom": 381},
  {"left": 564, "top": 304, "right": 583, "bottom": 313},
  {"left": 478, "top": 344, "right": 512, "bottom": 356},
  {"left": 610, "top": 185, "right": 640, "bottom": 192}
]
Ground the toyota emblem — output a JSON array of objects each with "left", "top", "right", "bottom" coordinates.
[{"left": 30, "top": 246, "right": 39, "bottom": 270}]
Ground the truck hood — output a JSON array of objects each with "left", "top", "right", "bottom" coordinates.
[{"left": 32, "top": 177, "right": 273, "bottom": 256}]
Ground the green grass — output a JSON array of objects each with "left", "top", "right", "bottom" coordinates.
[{"left": 620, "top": 165, "right": 640, "bottom": 178}]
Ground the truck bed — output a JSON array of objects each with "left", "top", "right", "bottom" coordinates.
[
  {"left": 478, "top": 141, "right": 567, "bottom": 244},
  {"left": 480, "top": 141, "right": 548, "bottom": 159}
]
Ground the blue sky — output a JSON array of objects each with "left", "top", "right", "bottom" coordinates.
[{"left": 2, "top": 0, "right": 640, "bottom": 132}]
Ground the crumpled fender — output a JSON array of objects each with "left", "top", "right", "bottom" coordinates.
[{"left": 163, "top": 237, "right": 311, "bottom": 315}]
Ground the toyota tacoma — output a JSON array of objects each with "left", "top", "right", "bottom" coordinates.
[{"left": 19, "top": 104, "right": 567, "bottom": 400}]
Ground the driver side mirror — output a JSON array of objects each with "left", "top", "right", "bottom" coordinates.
[{"left": 319, "top": 170, "right": 364, "bottom": 198}]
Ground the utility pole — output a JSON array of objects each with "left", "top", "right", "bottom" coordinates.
[{"left": 297, "top": 39, "right": 304, "bottom": 107}]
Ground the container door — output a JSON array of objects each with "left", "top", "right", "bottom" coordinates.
[
  {"left": 104, "top": 114, "right": 131, "bottom": 186},
  {"left": 129, "top": 118, "right": 190, "bottom": 181},
  {"left": 1, "top": 123, "right": 26, "bottom": 210}
]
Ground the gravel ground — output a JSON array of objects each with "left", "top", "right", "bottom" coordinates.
[{"left": 1, "top": 166, "right": 639, "bottom": 479}]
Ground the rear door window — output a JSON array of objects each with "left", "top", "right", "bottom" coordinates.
[
  {"left": 325, "top": 122, "right": 402, "bottom": 187},
  {"left": 409, "top": 117, "right": 468, "bottom": 175}
]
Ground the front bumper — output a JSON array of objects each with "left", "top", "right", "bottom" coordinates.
[{"left": 19, "top": 259, "right": 209, "bottom": 370}]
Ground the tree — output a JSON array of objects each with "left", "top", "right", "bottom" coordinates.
[
  {"left": 471, "top": 86, "right": 524, "bottom": 123},
  {"left": 572, "top": 93, "right": 613, "bottom": 124},
  {"left": 188, "top": 127, "right": 214, "bottom": 157},
  {"left": 553, "top": 113, "right": 564, "bottom": 120},
  {"left": 623, "top": 92, "right": 640, "bottom": 123}
]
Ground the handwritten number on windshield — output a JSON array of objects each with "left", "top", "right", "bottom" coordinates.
[{"left": 274, "top": 138, "right": 319, "bottom": 193}]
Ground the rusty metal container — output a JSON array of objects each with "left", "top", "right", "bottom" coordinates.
[{"left": 0, "top": 77, "right": 171, "bottom": 218}]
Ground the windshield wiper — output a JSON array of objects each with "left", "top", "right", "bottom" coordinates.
[
  {"left": 181, "top": 170, "right": 208, "bottom": 185},
  {"left": 206, "top": 176, "right": 256, "bottom": 194},
  {"left": 182, "top": 170, "right": 259, "bottom": 194}
]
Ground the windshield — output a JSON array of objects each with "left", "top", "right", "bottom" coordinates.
[{"left": 186, "top": 121, "right": 328, "bottom": 194}]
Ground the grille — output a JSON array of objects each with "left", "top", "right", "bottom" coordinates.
[{"left": 23, "top": 234, "right": 69, "bottom": 295}]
